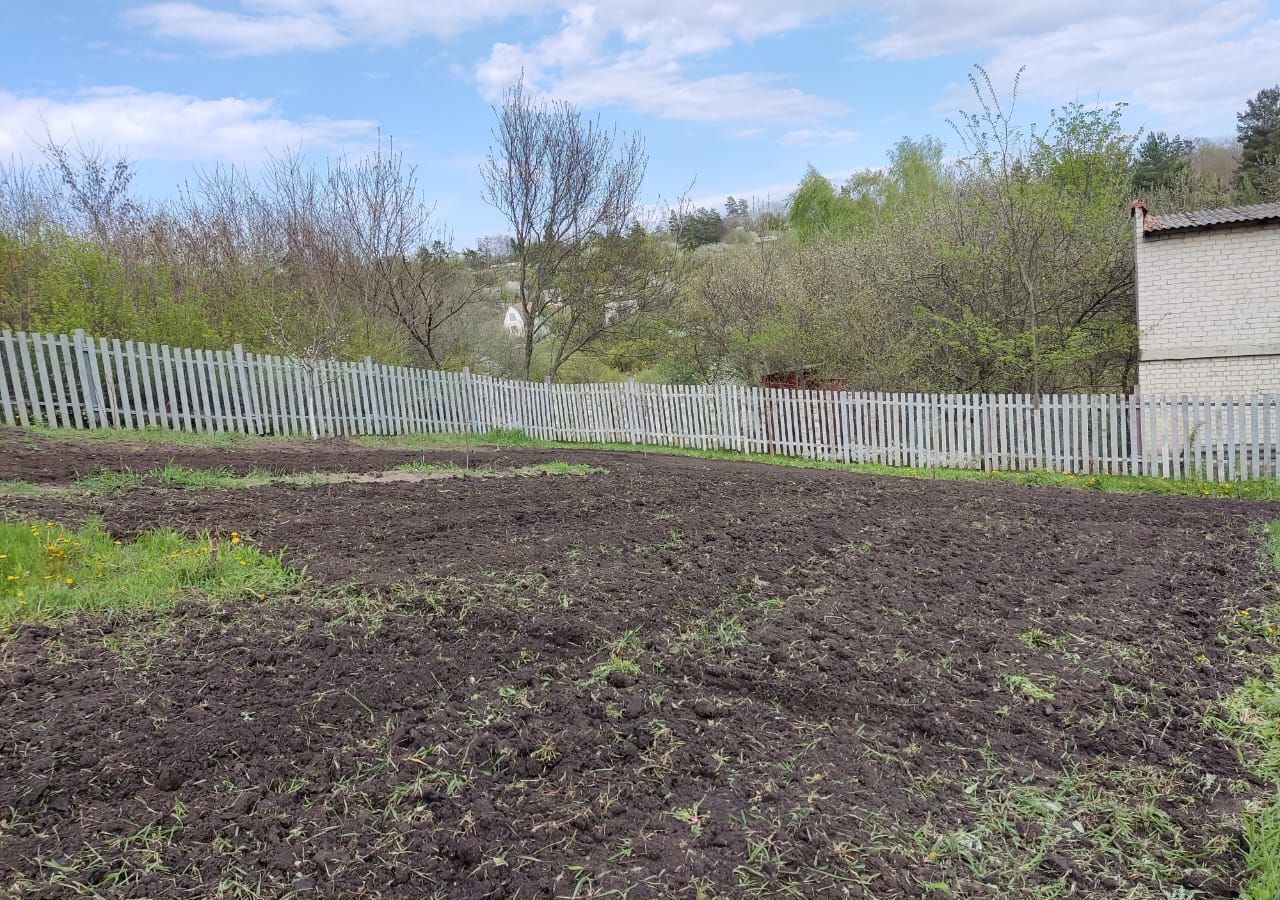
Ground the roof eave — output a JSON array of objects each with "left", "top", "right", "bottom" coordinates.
[{"left": 1143, "top": 216, "right": 1280, "bottom": 238}]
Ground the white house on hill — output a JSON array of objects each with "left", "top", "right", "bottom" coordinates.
[
  {"left": 1132, "top": 200, "right": 1280, "bottom": 395},
  {"left": 503, "top": 305, "right": 524, "bottom": 336}
]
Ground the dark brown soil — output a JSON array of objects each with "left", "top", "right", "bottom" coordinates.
[{"left": 2, "top": 429, "right": 1279, "bottom": 898}]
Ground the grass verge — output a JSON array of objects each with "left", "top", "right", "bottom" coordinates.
[
  {"left": 0, "top": 518, "right": 300, "bottom": 628},
  {"left": 1224, "top": 521, "right": 1280, "bottom": 897}
]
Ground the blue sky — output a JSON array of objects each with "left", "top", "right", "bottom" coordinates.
[{"left": 3, "top": 1, "right": 1279, "bottom": 245}]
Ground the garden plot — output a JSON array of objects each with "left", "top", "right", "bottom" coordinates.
[{"left": 3, "top": 432, "right": 1280, "bottom": 898}]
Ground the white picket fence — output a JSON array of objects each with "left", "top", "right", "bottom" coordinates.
[{"left": 2, "top": 328, "right": 1279, "bottom": 482}]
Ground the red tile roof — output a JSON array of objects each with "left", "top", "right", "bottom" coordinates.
[{"left": 1142, "top": 201, "right": 1280, "bottom": 234}]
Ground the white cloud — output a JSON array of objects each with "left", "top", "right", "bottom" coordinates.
[
  {"left": 122, "top": 3, "right": 346, "bottom": 54},
  {"left": 125, "top": 0, "right": 547, "bottom": 54},
  {"left": 124, "top": 1, "right": 855, "bottom": 129},
  {"left": 119, "top": 0, "right": 1280, "bottom": 138},
  {"left": 778, "top": 127, "right": 860, "bottom": 147},
  {"left": 551, "top": 63, "right": 847, "bottom": 124},
  {"left": 126, "top": 1, "right": 853, "bottom": 54},
  {"left": 0, "top": 87, "right": 376, "bottom": 162},
  {"left": 866, "top": 0, "right": 1280, "bottom": 133},
  {"left": 864, "top": 1, "right": 1196, "bottom": 60},
  {"left": 472, "top": 4, "right": 850, "bottom": 125}
]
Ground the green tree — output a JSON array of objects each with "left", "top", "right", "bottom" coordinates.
[
  {"left": 669, "top": 207, "right": 723, "bottom": 249},
  {"left": 1132, "top": 131, "right": 1193, "bottom": 194},
  {"left": 787, "top": 168, "right": 859, "bottom": 241},
  {"left": 941, "top": 67, "right": 1138, "bottom": 393},
  {"left": 844, "top": 136, "right": 948, "bottom": 218},
  {"left": 1237, "top": 85, "right": 1280, "bottom": 200}
]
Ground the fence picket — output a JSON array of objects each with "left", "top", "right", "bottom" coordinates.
[
  {"left": 71, "top": 331, "right": 97, "bottom": 429},
  {"left": 53, "top": 334, "right": 79, "bottom": 428},
  {"left": 14, "top": 334, "right": 36, "bottom": 426},
  {"left": 10, "top": 327, "right": 1280, "bottom": 485},
  {"left": 0, "top": 330, "right": 23, "bottom": 427}
]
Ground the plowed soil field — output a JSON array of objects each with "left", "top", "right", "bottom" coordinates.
[{"left": 2, "top": 429, "right": 1278, "bottom": 898}]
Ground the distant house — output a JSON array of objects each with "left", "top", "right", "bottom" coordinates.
[
  {"left": 502, "top": 305, "right": 524, "bottom": 336},
  {"left": 1132, "top": 200, "right": 1280, "bottom": 394}
]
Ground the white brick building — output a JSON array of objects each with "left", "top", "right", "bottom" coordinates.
[{"left": 1133, "top": 200, "right": 1280, "bottom": 395}]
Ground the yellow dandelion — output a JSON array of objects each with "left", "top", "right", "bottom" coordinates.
[{"left": 64, "top": 577, "right": 74, "bottom": 586}]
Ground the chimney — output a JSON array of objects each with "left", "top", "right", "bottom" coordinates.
[{"left": 1130, "top": 199, "right": 1148, "bottom": 243}]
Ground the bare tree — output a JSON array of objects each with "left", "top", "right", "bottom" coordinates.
[
  {"left": 0, "top": 157, "right": 59, "bottom": 236},
  {"left": 480, "top": 79, "right": 651, "bottom": 379},
  {"left": 326, "top": 136, "right": 479, "bottom": 368},
  {"left": 40, "top": 133, "right": 140, "bottom": 244},
  {"left": 169, "top": 153, "right": 355, "bottom": 436}
]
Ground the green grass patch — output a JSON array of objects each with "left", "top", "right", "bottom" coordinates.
[
  {"left": 357, "top": 427, "right": 543, "bottom": 452},
  {"left": 1228, "top": 521, "right": 1280, "bottom": 897},
  {"left": 0, "top": 479, "right": 45, "bottom": 497},
  {"left": 71, "top": 469, "right": 145, "bottom": 493},
  {"left": 154, "top": 462, "right": 273, "bottom": 489},
  {"left": 917, "top": 762, "right": 1231, "bottom": 894},
  {"left": 0, "top": 518, "right": 300, "bottom": 628},
  {"left": 64, "top": 463, "right": 327, "bottom": 494}
]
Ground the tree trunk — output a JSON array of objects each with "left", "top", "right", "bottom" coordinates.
[{"left": 523, "top": 314, "right": 535, "bottom": 381}]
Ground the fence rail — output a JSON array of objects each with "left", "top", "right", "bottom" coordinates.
[{"left": 1, "top": 328, "right": 1278, "bottom": 482}]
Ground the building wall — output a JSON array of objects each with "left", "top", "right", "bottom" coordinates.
[
  {"left": 1140, "top": 355, "right": 1280, "bottom": 395},
  {"left": 1137, "top": 219, "right": 1280, "bottom": 395}
]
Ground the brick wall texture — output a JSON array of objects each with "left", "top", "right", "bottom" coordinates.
[{"left": 1137, "top": 220, "right": 1280, "bottom": 394}]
